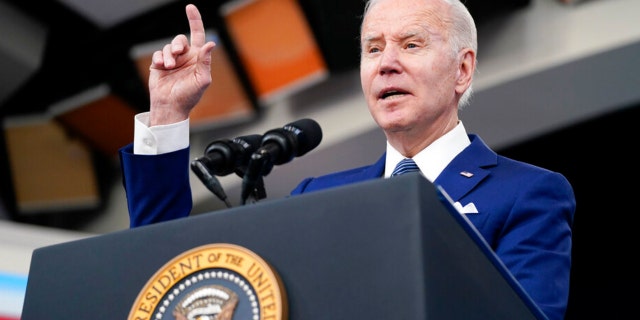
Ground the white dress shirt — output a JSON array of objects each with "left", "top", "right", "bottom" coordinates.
[
  {"left": 133, "top": 112, "right": 190, "bottom": 155},
  {"left": 384, "top": 122, "right": 471, "bottom": 182}
]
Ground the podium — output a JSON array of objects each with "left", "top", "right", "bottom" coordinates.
[{"left": 21, "top": 173, "right": 547, "bottom": 319}]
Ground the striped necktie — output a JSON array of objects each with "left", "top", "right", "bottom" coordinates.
[{"left": 391, "top": 158, "right": 420, "bottom": 176}]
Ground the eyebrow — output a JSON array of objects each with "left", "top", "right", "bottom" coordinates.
[
  {"left": 362, "top": 29, "right": 423, "bottom": 45},
  {"left": 361, "top": 34, "right": 379, "bottom": 45}
]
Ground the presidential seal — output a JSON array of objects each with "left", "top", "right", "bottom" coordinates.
[{"left": 128, "top": 243, "right": 287, "bottom": 320}]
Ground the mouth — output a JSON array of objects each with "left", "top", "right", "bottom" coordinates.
[{"left": 378, "top": 88, "right": 409, "bottom": 100}]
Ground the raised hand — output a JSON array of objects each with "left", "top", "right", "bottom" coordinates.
[{"left": 148, "top": 4, "right": 216, "bottom": 126}]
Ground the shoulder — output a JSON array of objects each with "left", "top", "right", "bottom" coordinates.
[
  {"left": 291, "top": 153, "right": 386, "bottom": 195},
  {"left": 466, "top": 134, "right": 571, "bottom": 187},
  {"left": 291, "top": 165, "right": 380, "bottom": 195},
  {"left": 495, "top": 154, "right": 572, "bottom": 189}
]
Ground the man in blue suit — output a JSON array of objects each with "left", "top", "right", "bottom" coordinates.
[{"left": 120, "top": 1, "right": 575, "bottom": 319}]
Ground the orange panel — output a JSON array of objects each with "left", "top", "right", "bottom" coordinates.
[
  {"left": 55, "top": 93, "right": 136, "bottom": 156},
  {"left": 222, "top": 0, "right": 328, "bottom": 102},
  {"left": 4, "top": 119, "right": 100, "bottom": 214}
]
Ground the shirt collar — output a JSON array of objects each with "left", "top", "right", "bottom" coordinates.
[{"left": 385, "top": 121, "right": 471, "bottom": 181}]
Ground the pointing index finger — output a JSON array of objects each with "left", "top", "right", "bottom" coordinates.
[{"left": 186, "top": 4, "right": 205, "bottom": 48}]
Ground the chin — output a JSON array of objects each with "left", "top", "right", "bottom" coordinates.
[{"left": 377, "top": 118, "right": 411, "bottom": 133}]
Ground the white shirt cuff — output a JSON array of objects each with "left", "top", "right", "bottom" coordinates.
[{"left": 133, "top": 112, "right": 190, "bottom": 155}]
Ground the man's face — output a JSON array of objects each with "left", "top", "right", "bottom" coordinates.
[{"left": 360, "top": 0, "right": 462, "bottom": 138}]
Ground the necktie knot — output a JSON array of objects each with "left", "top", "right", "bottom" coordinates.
[{"left": 391, "top": 158, "right": 420, "bottom": 176}]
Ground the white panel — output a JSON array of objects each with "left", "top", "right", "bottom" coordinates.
[
  {"left": 57, "top": 0, "right": 178, "bottom": 28},
  {"left": 0, "top": 0, "right": 46, "bottom": 105}
]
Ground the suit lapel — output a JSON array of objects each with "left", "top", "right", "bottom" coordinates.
[{"left": 434, "top": 134, "right": 497, "bottom": 201}]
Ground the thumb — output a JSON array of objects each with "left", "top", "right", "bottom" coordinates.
[
  {"left": 199, "top": 41, "right": 216, "bottom": 70},
  {"left": 194, "top": 41, "right": 215, "bottom": 88}
]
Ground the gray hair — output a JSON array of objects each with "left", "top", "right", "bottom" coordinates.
[{"left": 361, "top": 0, "right": 477, "bottom": 109}]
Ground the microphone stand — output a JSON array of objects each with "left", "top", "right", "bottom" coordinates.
[
  {"left": 241, "top": 152, "right": 271, "bottom": 205},
  {"left": 242, "top": 176, "right": 266, "bottom": 204}
]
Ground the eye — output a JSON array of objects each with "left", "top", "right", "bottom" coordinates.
[
  {"left": 406, "top": 43, "right": 418, "bottom": 49},
  {"left": 363, "top": 45, "right": 382, "bottom": 55}
]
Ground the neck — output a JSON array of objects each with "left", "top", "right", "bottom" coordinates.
[{"left": 386, "top": 118, "right": 459, "bottom": 158}]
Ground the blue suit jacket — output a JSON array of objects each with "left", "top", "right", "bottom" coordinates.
[{"left": 120, "top": 133, "right": 575, "bottom": 320}]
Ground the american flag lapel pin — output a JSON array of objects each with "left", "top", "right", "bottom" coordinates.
[{"left": 460, "top": 171, "right": 474, "bottom": 178}]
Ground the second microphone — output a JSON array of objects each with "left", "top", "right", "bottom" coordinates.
[{"left": 242, "top": 118, "right": 323, "bottom": 203}]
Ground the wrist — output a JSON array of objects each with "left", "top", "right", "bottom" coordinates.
[{"left": 149, "top": 107, "right": 189, "bottom": 126}]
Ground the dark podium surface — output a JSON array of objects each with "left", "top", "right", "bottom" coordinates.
[{"left": 21, "top": 173, "right": 546, "bottom": 319}]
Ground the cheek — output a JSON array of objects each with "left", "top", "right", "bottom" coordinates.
[
  {"left": 359, "top": 64, "right": 376, "bottom": 94},
  {"left": 420, "top": 63, "right": 456, "bottom": 96},
  {"left": 359, "top": 60, "right": 375, "bottom": 79}
]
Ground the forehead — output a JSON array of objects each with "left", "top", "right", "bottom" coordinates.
[{"left": 361, "top": 0, "right": 449, "bottom": 40}]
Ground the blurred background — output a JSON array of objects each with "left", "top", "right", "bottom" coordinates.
[{"left": 1, "top": 0, "right": 638, "bottom": 318}]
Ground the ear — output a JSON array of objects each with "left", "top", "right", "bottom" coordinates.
[{"left": 455, "top": 48, "right": 476, "bottom": 95}]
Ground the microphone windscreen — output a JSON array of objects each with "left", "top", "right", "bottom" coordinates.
[
  {"left": 285, "top": 118, "right": 322, "bottom": 156},
  {"left": 232, "top": 134, "right": 263, "bottom": 153}
]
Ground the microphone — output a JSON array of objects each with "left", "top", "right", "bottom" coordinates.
[
  {"left": 241, "top": 118, "right": 322, "bottom": 204},
  {"left": 191, "top": 134, "right": 262, "bottom": 206},
  {"left": 192, "top": 134, "right": 263, "bottom": 176},
  {"left": 258, "top": 118, "right": 323, "bottom": 166}
]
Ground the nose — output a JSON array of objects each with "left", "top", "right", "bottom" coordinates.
[{"left": 378, "top": 46, "right": 402, "bottom": 75}]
